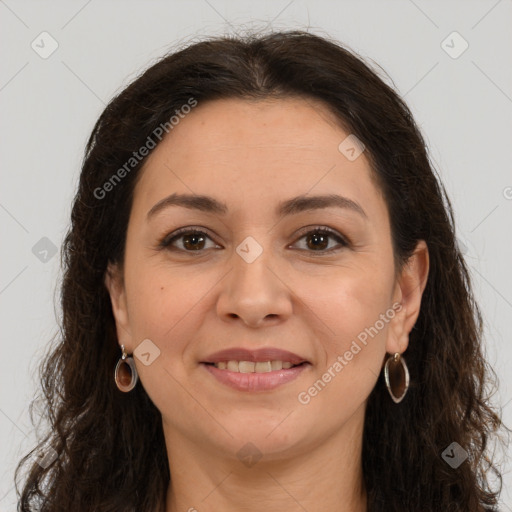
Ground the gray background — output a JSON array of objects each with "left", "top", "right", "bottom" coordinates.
[{"left": 1, "top": 0, "right": 511, "bottom": 509}]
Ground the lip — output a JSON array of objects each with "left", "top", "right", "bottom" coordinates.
[
  {"left": 202, "top": 347, "right": 309, "bottom": 365},
  {"left": 202, "top": 362, "right": 310, "bottom": 392}
]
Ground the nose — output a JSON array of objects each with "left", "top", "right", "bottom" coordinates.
[{"left": 216, "top": 242, "right": 293, "bottom": 329}]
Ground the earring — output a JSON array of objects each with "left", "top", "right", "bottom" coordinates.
[
  {"left": 383, "top": 352, "right": 409, "bottom": 403},
  {"left": 114, "top": 344, "right": 139, "bottom": 392}
]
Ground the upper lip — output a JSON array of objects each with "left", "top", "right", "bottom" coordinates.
[{"left": 202, "top": 348, "right": 309, "bottom": 365}]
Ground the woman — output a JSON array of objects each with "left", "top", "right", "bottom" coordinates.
[{"left": 15, "top": 30, "right": 506, "bottom": 511}]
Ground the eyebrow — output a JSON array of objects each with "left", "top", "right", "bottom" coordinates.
[{"left": 146, "top": 192, "right": 367, "bottom": 221}]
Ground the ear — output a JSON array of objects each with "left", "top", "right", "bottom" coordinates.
[
  {"left": 386, "top": 240, "right": 429, "bottom": 356},
  {"left": 104, "top": 262, "right": 132, "bottom": 349}
]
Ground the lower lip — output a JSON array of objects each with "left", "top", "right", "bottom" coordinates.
[{"left": 201, "top": 363, "right": 309, "bottom": 392}]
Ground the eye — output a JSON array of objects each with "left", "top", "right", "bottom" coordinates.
[
  {"left": 158, "top": 228, "right": 220, "bottom": 252},
  {"left": 158, "top": 226, "right": 349, "bottom": 254},
  {"left": 291, "top": 226, "right": 349, "bottom": 253}
]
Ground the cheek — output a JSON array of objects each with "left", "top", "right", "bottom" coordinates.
[
  {"left": 292, "top": 259, "right": 395, "bottom": 414},
  {"left": 297, "top": 273, "right": 393, "bottom": 413},
  {"left": 123, "top": 267, "right": 212, "bottom": 410},
  {"left": 298, "top": 257, "right": 394, "bottom": 348},
  {"left": 124, "top": 263, "right": 210, "bottom": 356}
]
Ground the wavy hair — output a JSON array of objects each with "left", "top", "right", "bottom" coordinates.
[{"left": 15, "top": 30, "right": 507, "bottom": 511}]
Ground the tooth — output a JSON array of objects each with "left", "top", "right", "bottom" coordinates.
[
  {"left": 227, "top": 360, "right": 239, "bottom": 372},
  {"left": 239, "top": 361, "right": 255, "bottom": 373},
  {"left": 255, "top": 361, "right": 272, "bottom": 373},
  {"left": 217, "top": 360, "right": 295, "bottom": 371}
]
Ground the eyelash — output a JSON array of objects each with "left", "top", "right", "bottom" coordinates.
[{"left": 158, "top": 226, "right": 349, "bottom": 254}]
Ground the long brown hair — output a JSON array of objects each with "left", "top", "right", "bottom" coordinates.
[{"left": 15, "top": 30, "right": 507, "bottom": 511}]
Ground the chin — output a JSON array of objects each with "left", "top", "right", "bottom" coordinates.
[{"left": 217, "top": 417, "right": 308, "bottom": 457}]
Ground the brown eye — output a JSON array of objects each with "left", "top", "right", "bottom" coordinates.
[
  {"left": 159, "top": 226, "right": 348, "bottom": 254},
  {"left": 181, "top": 232, "right": 206, "bottom": 250},
  {"left": 292, "top": 228, "right": 348, "bottom": 253},
  {"left": 159, "top": 229, "right": 219, "bottom": 252},
  {"left": 306, "top": 232, "right": 329, "bottom": 250}
]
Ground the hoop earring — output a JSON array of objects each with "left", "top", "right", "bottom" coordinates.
[
  {"left": 114, "top": 344, "right": 139, "bottom": 392},
  {"left": 384, "top": 352, "right": 409, "bottom": 403}
]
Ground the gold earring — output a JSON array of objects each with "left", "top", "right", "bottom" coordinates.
[
  {"left": 114, "top": 344, "right": 139, "bottom": 392},
  {"left": 383, "top": 352, "right": 409, "bottom": 403}
]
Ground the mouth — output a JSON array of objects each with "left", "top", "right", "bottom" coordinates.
[
  {"left": 202, "top": 360, "right": 307, "bottom": 372},
  {"left": 201, "top": 347, "right": 310, "bottom": 367},
  {"left": 200, "top": 347, "right": 311, "bottom": 392}
]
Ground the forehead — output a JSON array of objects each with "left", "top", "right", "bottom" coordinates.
[
  {"left": 154, "top": 96, "right": 348, "bottom": 154},
  {"left": 132, "top": 97, "right": 386, "bottom": 222}
]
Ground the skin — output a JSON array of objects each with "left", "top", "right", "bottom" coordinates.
[{"left": 105, "top": 97, "right": 429, "bottom": 512}]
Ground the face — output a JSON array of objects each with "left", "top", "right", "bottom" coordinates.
[{"left": 105, "top": 97, "right": 427, "bottom": 463}]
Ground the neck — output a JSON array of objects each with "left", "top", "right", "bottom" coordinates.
[{"left": 163, "top": 408, "right": 367, "bottom": 512}]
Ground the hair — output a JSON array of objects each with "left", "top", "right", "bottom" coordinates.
[{"left": 15, "top": 29, "right": 507, "bottom": 511}]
